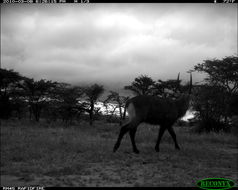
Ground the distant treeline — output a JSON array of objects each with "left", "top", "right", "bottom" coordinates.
[{"left": 1, "top": 55, "right": 237, "bottom": 132}]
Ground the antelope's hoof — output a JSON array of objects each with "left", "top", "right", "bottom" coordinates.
[
  {"left": 113, "top": 144, "right": 119, "bottom": 152},
  {"left": 133, "top": 149, "right": 140, "bottom": 154},
  {"left": 175, "top": 146, "right": 180, "bottom": 150},
  {"left": 155, "top": 146, "right": 160, "bottom": 152}
]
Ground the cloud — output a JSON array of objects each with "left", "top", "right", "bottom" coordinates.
[{"left": 1, "top": 4, "right": 237, "bottom": 91}]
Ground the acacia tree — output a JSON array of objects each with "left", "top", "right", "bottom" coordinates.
[
  {"left": 153, "top": 73, "right": 181, "bottom": 98},
  {"left": 84, "top": 84, "right": 104, "bottom": 125},
  {"left": 104, "top": 91, "right": 129, "bottom": 125},
  {"left": 193, "top": 55, "right": 238, "bottom": 132},
  {"left": 194, "top": 56, "right": 238, "bottom": 94},
  {"left": 43, "top": 82, "right": 83, "bottom": 123},
  {"left": 0, "top": 68, "right": 23, "bottom": 119},
  {"left": 124, "top": 75, "right": 155, "bottom": 95},
  {"left": 152, "top": 73, "right": 193, "bottom": 99},
  {"left": 18, "top": 78, "right": 57, "bottom": 122},
  {"left": 58, "top": 85, "right": 84, "bottom": 124},
  {"left": 229, "top": 93, "right": 238, "bottom": 115}
]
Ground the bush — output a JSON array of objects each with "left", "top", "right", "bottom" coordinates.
[
  {"left": 190, "top": 118, "right": 231, "bottom": 133},
  {"left": 176, "top": 120, "right": 189, "bottom": 127}
]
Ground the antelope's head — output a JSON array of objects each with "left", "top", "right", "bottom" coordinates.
[
  {"left": 174, "top": 72, "right": 192, "bottom": 97},
  {"left": 173, "top": 72, "right": 193, "bottom": 114}
]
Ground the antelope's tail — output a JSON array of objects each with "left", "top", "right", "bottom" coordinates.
[{"left": 123, "top": 100, "right": 130, "bottom": 120}]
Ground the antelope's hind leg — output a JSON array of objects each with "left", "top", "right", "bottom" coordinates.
[
  {"left": 129, "top": 127, "right": 139, "bottom": 154},
  {"left": 113, "top": 123, "right": 130, "bottom": 152}
]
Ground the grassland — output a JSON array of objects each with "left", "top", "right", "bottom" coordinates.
[{"left": 1, "top": 119, "right": 237, "bottom": 187}]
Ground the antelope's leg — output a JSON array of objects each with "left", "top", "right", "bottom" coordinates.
[
  {"left": 155, "top": 126, "right": 166, "bottom": 152},
  {"left": 167, "top": 126, "right": 180, "bottom": 150},
  {"left": 113, "top": 123, "right": 130, "bottom": 152},
  {"left": 129, "top": 127, "right": 139, "bottom": 154}
]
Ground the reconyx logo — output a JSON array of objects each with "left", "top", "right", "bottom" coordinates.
[{"left": 197, "top": 178, "right": 235, "bottom": 190}]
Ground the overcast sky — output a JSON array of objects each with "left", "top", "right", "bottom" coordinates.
[{"left": 1, "top": 4, "right": 237, "bottom": 93}]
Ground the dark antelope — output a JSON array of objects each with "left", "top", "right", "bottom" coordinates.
[{"left": 113, "top": 73, "right": 192, "bottom": 153}]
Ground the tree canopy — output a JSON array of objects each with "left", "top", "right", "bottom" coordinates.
[
  {"left": 194, "top": 55, "right": 238, "bottom": 94},
  {"left": 192, "top": 55, "right": 238, "bottom": 132},
  {"left": 124, "top": 75, "right": 155, "bottom": 95}
]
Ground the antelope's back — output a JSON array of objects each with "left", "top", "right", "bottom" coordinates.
[{"left": 127, "top": 95, "right": 178, "bottom": 124}]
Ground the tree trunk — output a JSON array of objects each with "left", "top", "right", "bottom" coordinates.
[
  {"left": 32, "top": 104, "right": 41, "bottom": 122},
  {"left": 29, "top": 106, "right": 32, "bottom": 120},
  {"left": 118, "top": 103, "right": 123, "bottom": 126},
  {"left": 89, "top": 101, "right": 94, "bottom": 125}
]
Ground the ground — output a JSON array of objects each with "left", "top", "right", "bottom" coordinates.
[{"left": 1, "top": 120, "right": 237, "bottom": 187}]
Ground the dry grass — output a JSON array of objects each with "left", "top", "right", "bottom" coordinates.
[{"left": 1, "top": 120, "right": 237, "bottom": 187}]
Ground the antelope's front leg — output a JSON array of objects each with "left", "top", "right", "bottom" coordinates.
[{"left": 155, "top": 126, "right": 166, "bottom": 152}]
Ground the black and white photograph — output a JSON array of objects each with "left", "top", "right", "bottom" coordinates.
[{"left": 1, "top": 3, "right": 237, "bottom": 187}]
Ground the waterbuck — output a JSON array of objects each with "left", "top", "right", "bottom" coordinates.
[{"left": 113, "top": 73, "right": 192, "bottom": 153}]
